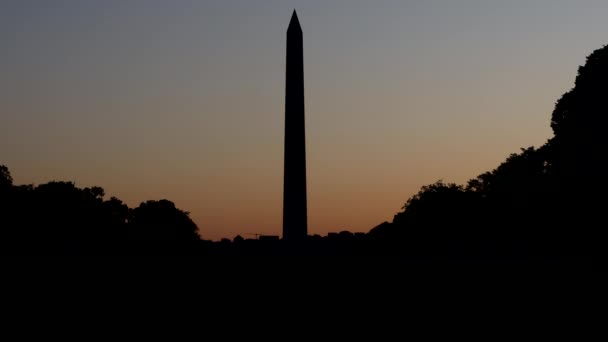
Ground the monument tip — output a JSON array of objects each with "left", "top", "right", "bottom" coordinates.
[{"left": 288, "top": 10, "right": 301, "bottom": 32}]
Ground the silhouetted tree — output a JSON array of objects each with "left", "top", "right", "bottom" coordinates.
[
  {"left": 129, "top": 199, "right": 200, "bottom": 254},
  {"left": 0, "top": 165, "right": 15, "bottom": 251},
  {"left": 0, "top": 165, "right": 12, "bottom": 193},
  {"left": 543, "top": 45, "right": 608, "bottom": 256},
  {"left": 24, "top": 181, "right": 108, "bottom": 254},
  {"left": 548, "top": 46, "right": 608, "bottom": 200}
]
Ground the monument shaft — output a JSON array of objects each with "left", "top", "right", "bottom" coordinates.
[{"left": 283, "top": 11, "right": 307, "bottom": 241}]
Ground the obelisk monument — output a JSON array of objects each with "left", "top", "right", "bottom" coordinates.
[{"left": 283, "top": 10, "right": 307, "bottom": 241}]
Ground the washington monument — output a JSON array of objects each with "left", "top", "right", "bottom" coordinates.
[{"left": 283, "top": 10, "right": 307, "bottom": 241}]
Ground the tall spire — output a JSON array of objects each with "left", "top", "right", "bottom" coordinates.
[
  {"left": 283, "top": 10, "right": 307, "bottom": 241},
  {"left": 288, "top": 10, "right": 302, "bottom": 33}
]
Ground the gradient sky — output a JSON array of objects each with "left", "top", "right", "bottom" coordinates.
[{"left": 2, "top": 0, "right": 608, "bottom": 240}]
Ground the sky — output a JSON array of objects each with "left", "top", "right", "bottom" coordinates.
[{"left": 1, "top": 0, "right": 608, "bottom": 240}]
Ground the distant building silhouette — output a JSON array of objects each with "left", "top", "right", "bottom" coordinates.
[{"left": 283, "top": 10, "right": 308, "bottom": 241}]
